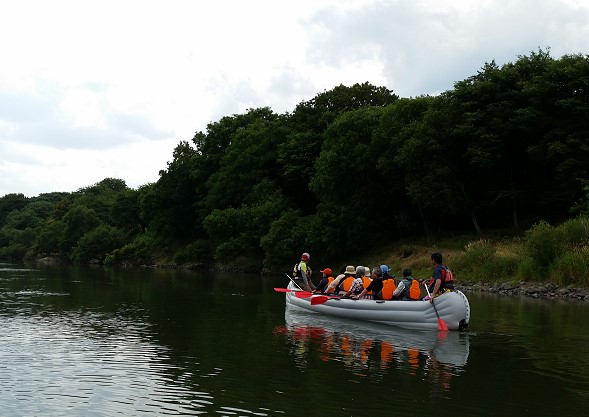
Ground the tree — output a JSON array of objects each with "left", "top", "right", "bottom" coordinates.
[
  {"left": 0, "top": 193, "right": 28, "bottom": 224},
  {"left": 72, "top": 224, "right": 126, "bottom": 263},
  {"left": 309, "top": 106, "right": 398, "bottom": 254},
  {"left": 143, "top": 141, "right": 203, "bottom": 239},
  {"left": 59, "top": 205, "right": 100, "bottom": 256},
  {"left": 205, "top": 109, "right": 289, "bottom": 210},
  {"left": 204, "top": 180, "right": 289, "bottom": 266},
  {"left": 278, "top": 83, "right": 398, "bottom": 213}
]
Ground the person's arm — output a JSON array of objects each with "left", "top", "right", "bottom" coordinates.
[
  {"left": 326, "top": 274, "right": 343, "bottom": 293},
  {"left": 315, "top": 278, "right": 327, "bottom": 293},
  {"left": 299, "top": 263, "right": 312, "bottom": 291},
  {"left": 431, "top": 278, "right": 441, "bottom": 297},
  {"left": 345, "top": 279, "right": 361, "bottom": 298},
  {"left": 357, "top": 281, "right": 375, "bottom": 299},
  {"left": 392, "top": 281, "right": 406, "bottom": 298}
]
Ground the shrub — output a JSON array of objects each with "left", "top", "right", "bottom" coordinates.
[
  {"left": 557, "top": 217, "right": 589, "bottom": 250},
  {"left": 0, "top": 243, "right": 27, "bottom": 259},
  {"left": 524, "top": 221, "right": 558, "bottom": 270},
  {"left": 550, "top": 248, "right": 589, "bottom": 286},
  {"left": 516, "top": 257, "right": 539, "bottom": 281},
  {"left": 72, "top": 225, "right": 126, "bottom": 263},
  {"left": 104, "top": 234, "right": 155, "bottom": 266},
  {"left": 174, "top": 240, "right": 213, "bottom": 264}
]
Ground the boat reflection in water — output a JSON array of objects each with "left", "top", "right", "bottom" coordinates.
[{"left": 274, "top": 305, "right": 470, "bottom": 394}]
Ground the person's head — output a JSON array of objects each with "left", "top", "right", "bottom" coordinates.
[
  {"left": 402, "top": 268, "right": 412, "bottom": 277},
  {"left": 364, "top": 266, "right": 371, "bottom": 276},
  {"left": 301, "top": 252, "right": 310, "bottom": 262},
  {"left": 355, "top": 265, "right": 365, "bottom": 278},
  {"left": 380, "top": 264, "right": 390, "bottom": 275},
  {"left": 372, "top": 266, "right": 383, "bottom": 279},
  {"left": 344, "top": 265, "right": 356, "bottom": 275},
  {"left": 320, "top": 267, "right": 332, "bottom": 277},
  {"left": 431, "top": 252, "right": 442, "bottom": 265}
]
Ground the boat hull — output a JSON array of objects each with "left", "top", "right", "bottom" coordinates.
[{"left": 285, "top": 281, "right": 470, "bottom": 331}]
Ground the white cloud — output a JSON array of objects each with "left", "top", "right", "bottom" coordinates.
[{"left": 1, "top": 0, "right": 589, "bottom": 197}]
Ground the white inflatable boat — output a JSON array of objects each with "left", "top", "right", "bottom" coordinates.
[{"left": 283, "top": 280, "right": 470, "bottom": 331}]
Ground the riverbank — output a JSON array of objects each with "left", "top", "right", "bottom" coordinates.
[{"left": 457, "top": 281, "right": 589, "bottom": 301}]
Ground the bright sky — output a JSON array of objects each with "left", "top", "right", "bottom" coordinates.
[{"left": 1, "top": 0, "right": 588, "bottom": 197}]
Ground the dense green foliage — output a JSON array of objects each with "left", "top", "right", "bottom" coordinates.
[{"left": 2, "top": 51, "right": 589, "bottom": 279}]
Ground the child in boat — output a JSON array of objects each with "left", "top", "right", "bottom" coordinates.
[{"left": 314, "top": 267, "right": 333, "bottom": 293}]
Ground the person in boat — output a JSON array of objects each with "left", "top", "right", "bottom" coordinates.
[
  {"left": 325, "top": 265, "right": 355, "bottom": 294},
  {"left": 425, "top": 252, "right": 455, "bottom": 302},
  {"left": 392, "top": 268, "right": 421, "bottom": 301},
  {"left": 355, "top": 266, "right": 384, "bottom": 300},
  {"left": 380, "top": 264, "right": 394, "bottom": 280},
  {"left": 342, "top": 266, "right": 365, "bottom": 298},
  {"left": 314, "top": 267, "right": 333, "bottom": 293},
  {"left": 293, "top": 252, "right": 315, "bottom": 292}
]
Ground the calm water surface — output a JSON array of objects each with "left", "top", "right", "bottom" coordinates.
[{"left": 1, "top": 262, "right": 588, "bottom": 416}]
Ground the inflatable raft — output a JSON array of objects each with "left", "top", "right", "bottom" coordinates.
[{"left": 283, "top": 280, "right": 470, "bottom": 331}]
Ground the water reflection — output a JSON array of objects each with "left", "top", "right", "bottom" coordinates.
[
  {"left": 0, "top": 265, "right": 219, "bottom": 416},
  {"left": 274, "top": 305, "right": 469, "bottom": 396}
]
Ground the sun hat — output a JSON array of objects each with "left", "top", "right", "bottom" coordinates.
[
  {"left": 320, "top": 267, "right": 332, "bottom": 276},
  {"left": 344, "top": 265, "right": 356, "bottom": 274},
  {"left": 380, "top": 264, "right": 390, "bottom": 274},
  {"left": 364, "top": 266, "right": 371, "bottom": 276}
]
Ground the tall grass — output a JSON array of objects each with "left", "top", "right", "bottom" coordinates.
[
  {"left": 451, "top": 239, "right": 521, "bottom": 282},
  {"left": 364, "top": 218, "right": 589, "bottom": 287}
]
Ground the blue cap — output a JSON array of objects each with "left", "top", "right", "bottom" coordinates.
[{"left": 380, "top": 264, "right": 389, "bottom": 274}]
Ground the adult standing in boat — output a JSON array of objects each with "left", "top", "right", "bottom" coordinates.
[
  {"left": 355, "top": 266, "right": 384, "bottom": 299},
  {"left": 314, "top": 267, "right": 333, "bottom": 293},
  {"left": 293, "top": 252, "right": 315, "bottom": 292},
  {"left": 426, "top": 252, "right": 454, "bottom": 302}
]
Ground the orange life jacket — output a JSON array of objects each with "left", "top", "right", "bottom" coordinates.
[
  {"left": 407, "top": 279, "right": 421, "bottom": 300},
  {"left": 362, "top": 276, "right": 373, "bottom": 295},
  {"left": 380, "top": 279, "right": 397, "bottom": 300},
  {"left": 341, "top": 276, "right": 354, "bottom": 292}
]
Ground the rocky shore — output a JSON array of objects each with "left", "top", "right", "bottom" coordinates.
[{"left": 457, "top": 281, "right": 589, "bottom": 301}]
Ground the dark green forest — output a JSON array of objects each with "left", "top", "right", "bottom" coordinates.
[{"left": 2, "top": 49, "right": 589, "bottom": 273}]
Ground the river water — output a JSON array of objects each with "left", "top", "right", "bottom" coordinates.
[{"left": 0, "top": 262, "right": 588, "bottom": 416}]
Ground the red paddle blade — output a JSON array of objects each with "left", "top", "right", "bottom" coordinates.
[
  {"left": 311, "top": 295, "right": 329, "bottom": 305},
  {"left": 294, "top": 291, "right": 313, "bottom": 298},
  {"left": 437, "top": 318, "right": 449, "bottom": 331},
  {"left": 274, "top": 287, "right": 292, "bottom": 293}
]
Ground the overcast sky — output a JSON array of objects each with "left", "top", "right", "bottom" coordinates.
[{"left": 1, "top": 0, "right": 588, "bottom": 197}]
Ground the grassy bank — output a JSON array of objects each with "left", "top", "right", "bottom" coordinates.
[{"left": 359, "top": 218, "right": 589, "bottom": 288}]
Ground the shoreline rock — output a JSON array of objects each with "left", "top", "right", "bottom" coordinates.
[{"left": 457, "top": 281, "right": 589, "bottom": 301}]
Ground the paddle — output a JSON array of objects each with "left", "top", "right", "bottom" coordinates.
[
  {"left": 273, "top": 288, "right": 314, "bottom": 298},
  {"left": 424, "top": 282, "right": 449, "bottom": 331},
  {"left": 311, "top": 295, "right": 329, "bottom": 305},
  {"left": 283, "top": 272, "right": 304, "bottom": 291},
  {"left": 310, "top": 294, "right": 340, "bottom": 305}
]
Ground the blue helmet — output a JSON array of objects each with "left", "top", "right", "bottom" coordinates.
[{"left": 380, "top": 264, "right": 389, "bottom": 274}]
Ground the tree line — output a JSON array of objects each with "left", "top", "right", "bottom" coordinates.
[{"left": 1, "top": 49, "right": 589, "bottom": 271}]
